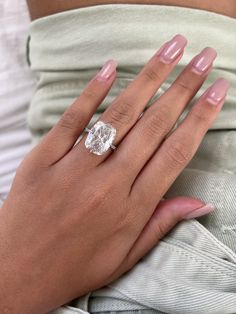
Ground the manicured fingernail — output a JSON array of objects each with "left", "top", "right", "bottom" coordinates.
[
  {"left": 96, "top": 59, "right": 117, "bottom": 81},
  {"left": 159, "top": 34, "right": 187, "bottom": 64},
  {"left": 184, "top": 203, "right": 215, "bottom": 219},
  {"left": 206, "top": 78, "right": 230, "bottom": 105},
  {"left": 191, "top": 47, "right": 217, "bottom": 75}
]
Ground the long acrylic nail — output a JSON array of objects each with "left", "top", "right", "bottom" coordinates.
[
  {"left": 96, "top": 59, "right": 117, "bottom": 81},
  {"left": 159, "top": 34, "right": 187, "bottom": 64},
  {"left": 206, "top": 78, "right": 230, "bottom": 106},
  {"left": 191, "top": 47, "right": 217, "bottom": 75},
  {"left": 184, "top": 203, "right": 215, "bottom": 219}
]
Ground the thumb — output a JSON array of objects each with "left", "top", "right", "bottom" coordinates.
[{"left": 120, "top": 196, "right": 214, "bottom": 275}]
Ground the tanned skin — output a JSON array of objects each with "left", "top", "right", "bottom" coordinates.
[{"left": 27, "top": 0, "right": 236, "bottom": 20}]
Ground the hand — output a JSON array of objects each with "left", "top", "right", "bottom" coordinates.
[{"left": 0, "top": 34, "right": 229, "bottom": 314}]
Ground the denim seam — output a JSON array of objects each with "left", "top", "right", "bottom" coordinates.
[
  {"left": 159, "top": 242, "right": 236, "bottom": 275},
  {"left": 163, "top": 239, "right": 236, "bottom": 272},
  {"left": 190, "top": 220, "right": 236, "bottom": 262}
]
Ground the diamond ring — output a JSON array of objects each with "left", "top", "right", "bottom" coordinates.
[{"left": 84, "top": 121, "right": 117, "bottom": 155}]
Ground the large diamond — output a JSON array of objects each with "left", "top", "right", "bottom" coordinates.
[{"left": 85, "top": 121, "right": 116, "bottom": 155}]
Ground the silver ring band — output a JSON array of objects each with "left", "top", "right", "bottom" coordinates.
[{"left": 84, "top": 127, "right": 91, "bottom": 133}]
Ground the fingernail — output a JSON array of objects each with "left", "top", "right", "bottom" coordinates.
[
  {"left": 159, "top": 34, "right": 187, "bottom": 64},
  {"left": 96, "top": 59, "right": 117, "bottom": 81},
  {"left": 191, "top": 47, "right": 217, "bottom": 75},
  {"left": 184, "top": 203, "right": 215, "bottom": 219},
  {"left": 206, "top": 78, "right": 230, "bottom": 105}
]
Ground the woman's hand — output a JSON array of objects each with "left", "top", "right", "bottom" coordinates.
[{"left": 0, "top": 34, "right": 229, "bottom": 314}]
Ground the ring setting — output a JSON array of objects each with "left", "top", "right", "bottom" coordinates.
[{"left": 84, "top": 121, "right": 117, "bottom": 155}]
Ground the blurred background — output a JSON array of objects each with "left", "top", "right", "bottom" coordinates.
[{"left": 0, "top": 0, "right": 36, "bottom": 203}]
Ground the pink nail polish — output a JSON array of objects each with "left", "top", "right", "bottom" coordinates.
[
  {"left": 191, "top": 47, "right": 217, "bottom": 75},
  {"left": 206, "top": 78, "right": 230, "bottom": 105},
  {"left": 96, "top": 59, "right": 117, "bottom": 81},
  {"left": 184, "top": 203, "right": 215, "bottom": 219},
  {"left": 159, "top": 34, "right": 187, "bottom": 64}
]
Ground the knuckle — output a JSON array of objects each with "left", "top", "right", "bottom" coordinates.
[
  {"left": 191, "top": 107, "right": 210, "bottom": 125},
  {"left": 15, "top": 157, "right": 49, "bottom": 190},
  {"left": 59, "top": 109, "right": 78, "bottom": 130},
  {"left": 144, "top": 107, "right": 170, "bottom": 136},
  {"left": 108, "top": 99, "right": 134, "bottom": 126},
  {"left": 59, "top": 108, "right": 86, "bottom": 130},
  {"left": 175, "top": 80, "right": 194, "bottom": 93},
  {"left": 87, "top": 186, "right": 108, "bottom": 209},
  {"left": 164, "top": 140, "right": 192, "bottom": 168},
  {"left": 83, "top": 87, "right": 98, "bottom": 101},
  {"left": 87, "top": 184, "right": 130, "bottom": 231},
  {"left": 153, "top": 221, "right": 167, "bottom": 241},
  {"left": 143, "top": 66, "right": 162, "bottom": 83},
  {"left": 116, "top": 205, "right": 131, "bottom": 229}
]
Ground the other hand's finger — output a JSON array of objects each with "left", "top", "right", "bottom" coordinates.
[{"left": 108, "top": 196, "right": 214, "bottom": 282}]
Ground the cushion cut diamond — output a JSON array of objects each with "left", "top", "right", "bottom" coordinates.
[{"left": 85, "top": 121, "right": 116, "bottom": 155}]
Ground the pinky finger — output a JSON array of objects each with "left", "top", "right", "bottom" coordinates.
[
  {"left": 131, "top": 78, "right": 229, "bottom": 212},
  {"left": 32, "top": 59, "right": 117, "bottom": 166}
]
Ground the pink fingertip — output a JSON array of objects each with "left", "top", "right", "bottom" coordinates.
[
  {"left": 206, "top": 78, "right": 230, "bottom": 106},
  {"left": 191, "top": 47, "right": 217, "bottom": 75},
  {"left": 159, "top": 34, "right": 187, "bottom": 64},
  {"left": 96, "top": 59, "right": 117, "bottom": 82},
  {"left": 184, "top": 203, "right": 215, "bottom": 219}
]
